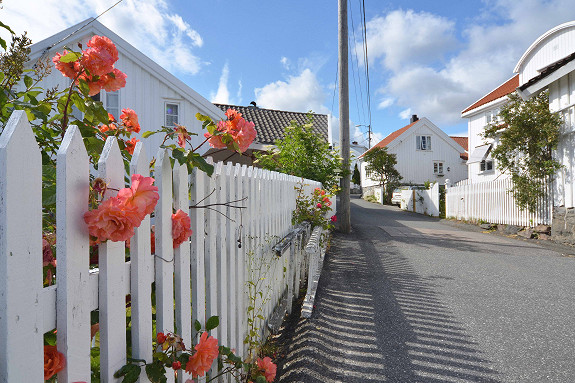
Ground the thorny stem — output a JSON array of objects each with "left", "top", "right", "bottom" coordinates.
[
  {"left": 61, "top": 70, "right": 84, "bottom": 136},
  {"left": 193, "top": 135, "right": 211, "bottom": 153}
]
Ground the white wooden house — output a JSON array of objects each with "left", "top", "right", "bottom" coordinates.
[
  {"left": 26, "top": 18, "right": 225, "bottom": 157},
  {"left": 461, "top": 75, "right": 519, "bottom": 182},
  {"left": 359, "top": 115, "right": 468, "bottom": 193},
  {"left": 463, "top": 21, "right": 575, "bottom": 208}
]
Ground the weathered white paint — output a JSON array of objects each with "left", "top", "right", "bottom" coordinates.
[
  {"left": 56, "top": 126, "right": 91, "bottom": 383},
  {"left": 0, "top": 109, "right": 322, "bottom": 381},
  {"left": 0, "top": 111, "right": 44, "bottom": 382},
  {"left": 98, "top": 137, "right": 128, "bottom": 382},
  {"left": 400, "top": 183, "right": 440, "bottom": 217},
  {"left": 445, "top": 178, "right": 551, "bottom": 226},
  {"left": 129, "top": 142, "right": 153, "bottom": 383}
]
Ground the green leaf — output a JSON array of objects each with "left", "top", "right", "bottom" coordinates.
[
  {"left": 42, "top": 185, "right": 57, "bottom": 206},
  {"left": 145, "top": 362, "right": 167, "bottom": 383},
  {"left": 113, "top": 364, "right": 141, "bottom": 383},
  {"left": 78, "top": 79, "right": 90, "bottom": 97},
  {"left": 23, "top": 75, "right": 33, "bottom": 89},
  {"left": 142, "top": 130, "right": 157, "bottom": 139},
  {"left": 256, "top": 375, "right": 267, "bottom": 383},
  {"left": 70, "top": 92, "right": 85, "bottom": 112},
  {"left": 206, "top": 316, "right": 219, "bottom": 331},
  {"left": 44, "top": 330, "right": 57, "bottom": 346},
  {"left": 194, "top": 320, "right": 202, "bottom": 332},
  {"left": 59, "top": 51, "right": 82, "bottom": 63},
  {"left": 189, "top": 152, "right": 214, "bottom": 176},
  {"left": 0, "top": 21, "right": 15, "bottom": 35}
]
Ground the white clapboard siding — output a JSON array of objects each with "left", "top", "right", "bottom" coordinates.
[
  {"left": 129, "top": 142, "right": 153, "bottom": 383},
  {"left": 56, "top": 126, "right": 91, "bottom": 383},
  {"left": 0, "top": 111, "right": 44, "bottom": 382},
  {"left": 445, "top": 178, "right": 552, "bottom": 226},
  {"left": 0, "top": 110, "right": 323, "bottom": 382},
  {"left": 98, "top": 137, "right": 128, "bottom": 381}
]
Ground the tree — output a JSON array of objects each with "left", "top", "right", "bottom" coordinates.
[
  {"left": 362, "top": 146, "right": 402, "bottom": 204},
  {"left": 352, "top": 163, "right": 361, "bottom": 185},
  {"left": 254, "top": 115, "right": 342, "bottom": 189},
  {"left": 483, "top": 91, "right": 562, "bottom": 212}
]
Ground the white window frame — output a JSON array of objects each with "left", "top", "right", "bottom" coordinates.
[
  {"left": 416, "top": 135, "right": 432, "bottom": 151},
  {"left": 433, "top": 161, "right": 444, "bottom": 175},
  {"left": 165, "top": 102, "right": 180, "bottom": 127},
  {"left": 104, "top": 90, "right": 120, "bottom": 121},
  {"left": 480, "top": 159, "right": 494, "bottom": 172}
]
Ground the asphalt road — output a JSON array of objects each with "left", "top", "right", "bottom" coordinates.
[{"left": 279, "top": 195, "right": 575, "bottom": 383}]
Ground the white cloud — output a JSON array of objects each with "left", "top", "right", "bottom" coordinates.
[
  {"left": 361, "top": 9, "right": 457, "bottom": 71},
  {"left": 377, "top": 97, "right": 394, "bottom": 109},
  {"left": 364, "top": 2, "right": 575, "bottom": 126},
  {"left": 211, "top": 63, "right": 231, "bottom": 104},
  {"left": 399, "top": 108, "right": 412, "bottom": 120},
  {"left": 280, "top": 56, "right": 290, "bottom": 70},
  {"left": 1, "top": 0, "right": 205, "bottom": 75},
  {"left": 254, "top": 68, "right": 328, "bottom": 113}
]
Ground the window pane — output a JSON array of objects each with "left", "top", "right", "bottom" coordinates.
[
  {"left": 106, "top": 91, "right": 119, "bottom": 120},
  {"left": 416, "top": 136, "right": 421, "bottom": 150},
  {"left": 166, "top": 103, "right": 179, "bottom": 127}
]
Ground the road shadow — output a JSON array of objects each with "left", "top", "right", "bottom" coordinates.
[{"left": 279, "top": 225, "right": 502, "bottom": 383}]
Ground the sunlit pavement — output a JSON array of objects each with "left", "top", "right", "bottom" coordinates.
[{"left": 278, "top": 195, "right": 575, "bottom": 383}]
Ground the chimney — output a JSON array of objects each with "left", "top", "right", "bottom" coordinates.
[{"left": 410, "top": 114, "right": 418, "bottom": 123}]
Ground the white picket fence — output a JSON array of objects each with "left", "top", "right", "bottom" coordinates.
[
  {"left": 0, "top": 110, "right": 321, "bottom": 382},
  {"left": 445, "top": 178, "right": 552, "bottom": 226}
]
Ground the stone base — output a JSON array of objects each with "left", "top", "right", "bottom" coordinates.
[{"left": 551, "top": 207, "right": 575, "bottom": 244}]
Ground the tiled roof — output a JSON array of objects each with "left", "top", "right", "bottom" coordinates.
[
  {"left": 359, "top": 121, "right": 418, "bottom": 158},
  {"left": 450, "top": 136, "right": 468, "bottom": 151},
  {"left": 214, "top": 104, "right": 328, "bottom": 145},
  {"left": 461, "top": 75, "right": 519, "bottom": 114},
  {"left": 460, "top": 152, "right": 469, "bottom": 161}
]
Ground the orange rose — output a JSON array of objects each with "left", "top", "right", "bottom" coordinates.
[
  {"left": 117, "top": 174, "right": 159, "bottom": 221},
  {"left": 257, "top": 357, "right": 277, "bottom": 382},
  {"left": 185, "top": 332, "right": 218, "bottom": 378},
  {"left": 172, "top": 209, "right": 193, "bottom": 249},
  {"left": 44, "top": 345, "right": 66, "bottom": 380},
  {"left": 83, "top": 197, "right": 140, "bottom": 243}
]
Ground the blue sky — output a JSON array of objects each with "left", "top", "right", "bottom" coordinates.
[{"left": 4, "top": 0, "right": 575, "bottom": 148}]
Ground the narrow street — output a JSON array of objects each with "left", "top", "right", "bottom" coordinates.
[{"left": 279, "top": 195, "right": 575, "bottom": 383}]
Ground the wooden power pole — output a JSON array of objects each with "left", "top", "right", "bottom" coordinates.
[{"left": 337, "top": 0, "right": 351, "bottom": 233}]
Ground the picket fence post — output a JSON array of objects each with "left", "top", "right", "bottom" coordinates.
[
  {"left": 98, "top": 137, "right": 128, "bottom": 382},
  {"left": 129, "top": 142, "right": 153, "bottom": 383},
  {"left": 0, "top": 110, "right": 44, "bottom": 382},
  {"left": 173, "top": 163, "right": 192, "bottom": 383},
  {"left": 56, "top": 125, "right": 91, "bottom": 383}
]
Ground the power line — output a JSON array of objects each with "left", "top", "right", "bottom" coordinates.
[
  {"left": 349, "top": 1, "right": 366, "bottom": 126},
  {"left": 360, "top": 0, "right": 373, "bottom": 147},
  {"left": 40, "top": 0, "right": 125, "bottom": 56}
]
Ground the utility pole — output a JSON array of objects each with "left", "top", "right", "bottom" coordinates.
[{"left": 338, "top": 0, "right": 351, "bottom": 233}]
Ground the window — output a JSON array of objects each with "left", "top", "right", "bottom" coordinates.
[
  {"left": 433, "top": 161, "right": 444, "bottom": 175},
  {"left": 166, "top": 103, "right": 179, "bottom": 127},
  {"left": 105, "top": 91, "right": 120, "bottom": 120},
  {"left": 480, "top": 159, "right": 494, "bottom": 172},
  {"left": 416, "top": 135, "right": 431, "bottom": 150}
]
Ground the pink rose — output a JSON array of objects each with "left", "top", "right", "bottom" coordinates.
[
  {"left": 117, "top": 174, "right": 160, "bottom": 221},
  {"left": 99, "top": 68, "right": 127, "bottom": 92},
  {"left": 81, "top": 35, "right": 118, "bottom": 76},
  {"left": 52, "top": 50, "right": 81, "bottom": 79},
  {"left": 331, "top": 215, "right": 337, "bottom": 222},
  {"left": 120, "top": 108, "right": 140, "bottom": 133},
  {"left": 185, "top": 332, "right": 219, "bottom": 378},
  {"left": 257, "top": 357, "right": 277, "bottom": 382},
  {"left": 83, "top": 197, "right": 140, "bottom": 243},
  {"left": 172, "top": 209, "right": 193, "bottom": 249},
  {"left": 316, "top": 203, "right": 322, "bottom": 208}
]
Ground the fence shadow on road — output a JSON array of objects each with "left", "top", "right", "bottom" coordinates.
[{"left": 279, "top": 227, "right": 502, "bottom": 383}]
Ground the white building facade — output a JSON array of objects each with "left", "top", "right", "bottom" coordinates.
[
  {"left": 27, "top": 18, "right": 225, "bottom": 158},
  {"left": 360, "top": 116, "right": 468, "bottom": 190}
]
